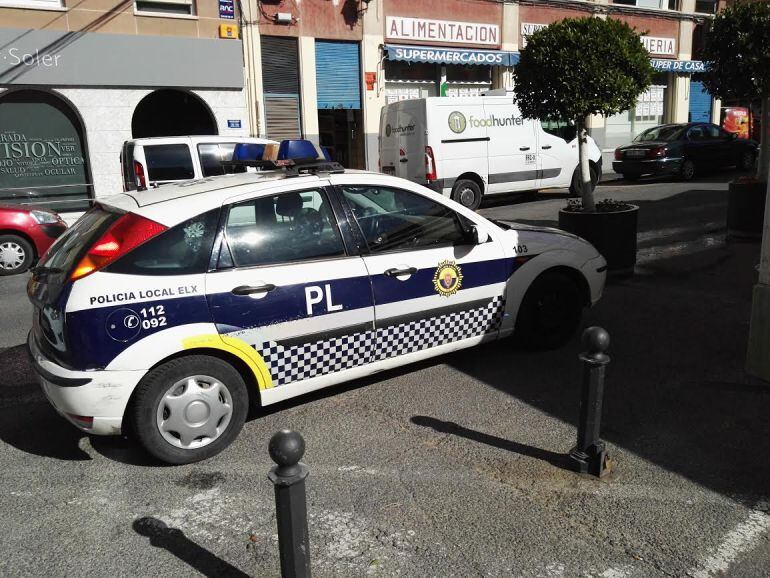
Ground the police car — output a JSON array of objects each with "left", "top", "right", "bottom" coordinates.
[{"left": 27, "top": 148, "right": 606, "bottom": 464}]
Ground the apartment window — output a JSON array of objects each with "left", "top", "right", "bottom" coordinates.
[
  {"left": 135, "top": 0, "right": 195, "bottom": 16},
  {"left": 613, "top": 0, "right": 679, "bottom": 10},
  {"left": 694, "top": 0, "right": 717, "bottom": 14},
  {"left": 0, "top": 0, "right": 63, "bottom": 8}
]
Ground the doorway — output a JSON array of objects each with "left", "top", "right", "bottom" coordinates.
[
  {"left": 318, "top": 109, "right": 364, "bottom": 169},
  {"left": 132, "top": 90, "right": 217, "bottom": 138}
]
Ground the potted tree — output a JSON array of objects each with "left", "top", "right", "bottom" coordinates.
[
  {"left": 702, "top": 1, "right": 770, "bottom": 240},
  {"left": 512, "top": 17, "right": 653, "bottom": 275}
]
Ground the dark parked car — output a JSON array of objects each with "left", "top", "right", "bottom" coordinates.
[
  {"left": 613, "top": 123, "right": 758, "bottom": 181},
  {"left": 0, "top": 205, "right": 67, "bottom": 275}
]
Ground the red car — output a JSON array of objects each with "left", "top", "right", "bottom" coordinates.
[{"left": 0, "top": 205, "right": 67, "bottom": 275}]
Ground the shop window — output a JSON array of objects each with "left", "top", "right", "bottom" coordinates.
[
  {"left": 613, "top": 0, "right": 679, "bottom": 10},
  {"left": 0, "top": 90, "right": 92, "bottom": 212},
  {"left": 446, "top": 65, "right": 491, "bottom": 84},
  {"left": 132, "top": 90, "right": 216, "bottom": 138},
  {"left": 135, "top": 0, "right": 195, "bottom": 16},
  {"left": 384, "top": 60, "right": 437, "bottom": 83}
]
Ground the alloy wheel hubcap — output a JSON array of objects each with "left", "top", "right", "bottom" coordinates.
[
  {"left": 683, "top": 163, "right": 694, "bottom": 178},
  {"left": 0, "top": 242, "right": 25, "bottom": 271},
  {"left": 156, "top": 375, "right": 233, "bottom": 449}
]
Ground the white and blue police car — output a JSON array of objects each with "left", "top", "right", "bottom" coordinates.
[{"left": 28, "top": 146, "right": 606, "bottom": 464}]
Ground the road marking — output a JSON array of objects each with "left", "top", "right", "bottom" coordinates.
[{"left": 688, "top": 502, "right": 770, "bottom": 577}]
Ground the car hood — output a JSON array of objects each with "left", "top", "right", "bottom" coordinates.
[{"left": 493, "top": 219, "right": 580, "bottom": 239}]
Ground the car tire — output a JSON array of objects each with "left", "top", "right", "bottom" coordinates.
[
  {"left": 568, "top": 165, "right": 598, "bottom": 197},
  {"left": 451, "top": 179, "right": 482, "bottom": 210},
  {"left": 130, "top": 355, "right": 249, "bottom": 464},
  {"left": 738, "top": 150, "right": 756, "bottom": 171},
  {"left": 622, "top": 173, "right": 641, "bottom": 182},
  {"left": 0, "top": 234, "right": 34, "bottom": 276},
  {"left": 680, "top": 159, "right": 696, "bottom": 181},
  {"left": 513, "top": 271, "right": 583, "bottom": 350}
]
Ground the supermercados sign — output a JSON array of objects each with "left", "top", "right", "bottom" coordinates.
[
  {"left": 384, "top": 44, "right": 519, "bottom": 67},
  {"left": 386, "top": 17, "right": 500, "bottom": 47}
]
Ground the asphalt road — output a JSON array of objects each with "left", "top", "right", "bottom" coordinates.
[{"left": 1, "top": 170, "right": 769, "bottom": 577}]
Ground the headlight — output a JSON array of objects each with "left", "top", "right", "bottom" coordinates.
[{"left": 30, "top": 210, "right": 61, "bottom": 224}]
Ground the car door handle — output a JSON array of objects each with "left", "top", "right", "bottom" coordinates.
[
  {"left": 519, "top": 146, "right": 530, "bottom": 151},
  {"left": 384, "top": 267, "right": 417, "bottom": 277},
  {"left": 541, "top": 145, "right": 552, "bottom": 150},
  {"left": 231, "top": 284, "right": 276, "bottom": 296},
  {"left": 399, "top": 158, "right": 408, "bottom": 163}
]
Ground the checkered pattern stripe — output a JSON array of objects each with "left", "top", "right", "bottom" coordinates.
[{"left": 255, "top": 297, "right": 505, "bottom": 387}]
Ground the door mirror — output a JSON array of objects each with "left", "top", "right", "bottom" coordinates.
[
  {"left": 729, "top": 132, "right": 738, "bottom": 140},
  {"left": 464, "top": 223, "right": 489, "bottom": 245}
]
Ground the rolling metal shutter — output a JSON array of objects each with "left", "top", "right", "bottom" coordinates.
[
  {"left": 261, "top": 36, "right": 301, "bottom": 139},
  {"left": 689, "top": 81, "right": 712, "bottom": 123},
  {"left": 316, "top": 41, "right": 361, "bottom": 110},
  {"left": 264, "top": 95, "right": 301, "bottom": 141}
]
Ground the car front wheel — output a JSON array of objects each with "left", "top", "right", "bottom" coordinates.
[
  {"left": 0, "top": 234, "right": 34, "bottom": 276},
  {"left": 130, "top": 355, "right": 249, "bottom": 464},
  {"left": 513, "top": 271, "right": 583, "bottom": 349}
]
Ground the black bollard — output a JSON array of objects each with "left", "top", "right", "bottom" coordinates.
[
  {"left": 268, "top": 430, "right": 311, "bottom": 578},
  {"left": 569, "top": 327, "right": 613, "bottom": 478}
]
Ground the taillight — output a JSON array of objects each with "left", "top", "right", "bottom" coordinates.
[
  {"left": 649, "top": 147, "right": 667, "bottom": 158},
  {"left": 134, "top": 160, "right": 147, "bottom": 191},
  {"left": 425, "top": 146, "right": 437, "bottom": 182},
  {"left": 70, "top": 213, "right": 167, "bottom": 281},
  {"left": 614, "top": 149, "right": 623, "bottom": 160}
]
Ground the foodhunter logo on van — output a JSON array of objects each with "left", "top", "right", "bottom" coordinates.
[
  {"left": 448, "top": 111, "right": 526, "bottom": 134},
  {"left": 385, "top": 123, "right": 416, "bottom": 137}
]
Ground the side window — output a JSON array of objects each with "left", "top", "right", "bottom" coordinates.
[
  {"left": 106, "top": 209, "right": 220, "bottom": 276},
  {"left": 704, "top": 125, "right": 721, "bottom": 139},
  {"left": 688, "top": 127, "right": 705, "bottom": 141},
  {"left": 225, "top": 189, "right": 345, "bottom": 268},
  {"left": 540, "top": 119, "right": 577, "bottom": 142},
  {"left": 144, "top": 144, "right": 195, "bottom": 182},
  {"left": 198, "top": 143, "right": 241, "bottom": 177},
  {"left": 340, "top": 185, "right": 468, "bottom": 253}
]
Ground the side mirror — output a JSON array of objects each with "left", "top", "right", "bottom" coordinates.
[
  {"left": 465, "top": 224, "right": 489, "bottom": 245},
  {"left": 729, "top": 132, "right": 738, "bottom": 140}
]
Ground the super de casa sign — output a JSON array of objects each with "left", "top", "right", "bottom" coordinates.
[{"left": 386, "top": 16, "right": 500, "bottom": 46}]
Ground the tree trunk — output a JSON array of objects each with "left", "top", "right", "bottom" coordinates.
[
  {"left": 757, "top": 95, "right": 770, "bottom": 183},
  {"left": 577, "top": 121, "right": 595, "bottom": 212}
]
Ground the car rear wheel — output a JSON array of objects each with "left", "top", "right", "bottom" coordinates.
[
  {"left": 451, "top": 179, "right": 482, "bottom": 210},
  {"left": 739, "top": 150, "right": 756, "bottom": 171},
  {"left": 0, "top": 234, "right": 34, "bottom": 276},
  {"left": 130, "top": 355, "right": 248, "bottom": 464},
  {"left": 513, "top": 271, "right": 583, "bottom": 349},
  {"left": 680, "top": 159, "right": 696, "bottom": 181}
]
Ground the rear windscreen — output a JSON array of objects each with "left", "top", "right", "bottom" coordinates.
[
  {"left": 39, "top": 207, "right": 120, "bottom": 274},
  {"left": 144, "top": 144, "right": 195, "bottom": 182}
]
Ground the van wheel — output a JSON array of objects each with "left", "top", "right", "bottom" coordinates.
[
  {"left": 513, "top": 271, "right": 583, "bottom": 349},
  {"left": 0, "top": 234, "right": 34, "bottom": 276},
  {"left": 451, "top": 179, "right": 482, "bottom": 210},
  {"left": 130, "top": 355, "right": 248, "bottom": 464},
  {"left": 568, "top": 165, "right": 598, "bottom": 197}
]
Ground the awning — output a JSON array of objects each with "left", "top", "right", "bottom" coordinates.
[
  {"left": 384, "top": 44, "right": 519, "bottom": 67},
  {"left": 650, "top": 59, "right": 707, "bottom": 73}
]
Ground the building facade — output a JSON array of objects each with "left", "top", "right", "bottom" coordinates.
[
  {"left": 0, "top": 0, "right": 729, "bottom": 213},
  {"left": 0, "top": 0, "right": 247, "bottom": 210},
  {"left": 243, "top": 0, "right": 723, "bottom": 174}
]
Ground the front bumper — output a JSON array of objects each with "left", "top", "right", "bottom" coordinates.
[
  {"left": 28, "top": 332, "right": 145, "bottom": 435},
  {"left": 613, "top": 157, "right": 683, "bottom": 176},
  {"left": 581, "top": 255, "right": 607, "bottom": 305}
]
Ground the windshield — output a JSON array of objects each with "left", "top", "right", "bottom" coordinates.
[{"left": 633, "top": 126, "right": 685, "bottom": 143}]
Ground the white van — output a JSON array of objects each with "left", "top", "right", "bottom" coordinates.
[
  {"left": 120, "top": 136, "right": 277, "bottom": 191},
  {"left": 379, "top": 95, "right": 602, "bottom": 209}
]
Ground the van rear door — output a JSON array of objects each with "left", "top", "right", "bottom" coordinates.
[
  {"left": 395, "top": 100, "right": 426, "bottom": 182},
  {"left": 137, "top": 138, "right": 197, "bottom": 187},
  {"left": 379, "top": 103, "right": 399, "bottom": 176}
]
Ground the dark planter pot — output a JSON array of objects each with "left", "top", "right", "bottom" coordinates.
[
  {"left": 558, "top": 205, "right": 639, "bottom": 276},
  {"left": 727, "top": 180, "right": 767, "bottom": 240}
]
